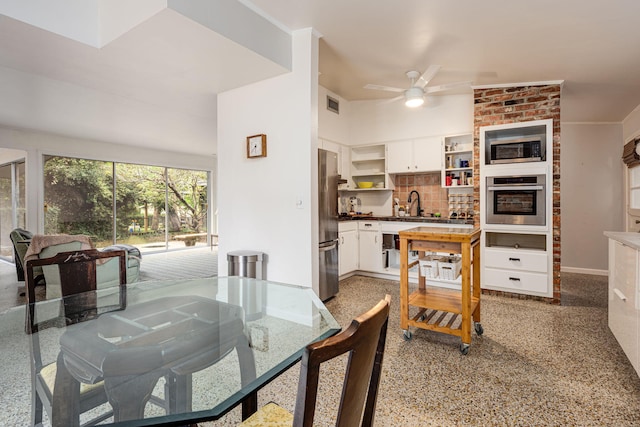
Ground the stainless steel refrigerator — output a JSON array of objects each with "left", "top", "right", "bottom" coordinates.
[{"left": 318, "top": 149, "right": 339, "bottom": 300}]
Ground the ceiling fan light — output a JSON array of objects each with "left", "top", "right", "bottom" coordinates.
[{"left": 404, "top": 87, "right": 424, "bottom": 107}]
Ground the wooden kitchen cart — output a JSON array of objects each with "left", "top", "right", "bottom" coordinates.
[{"left": 399, "top": 227, "right": 482, "bottom": 354}]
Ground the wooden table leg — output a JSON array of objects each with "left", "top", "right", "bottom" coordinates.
[
  {"left": 52, "top": 352, "right": 80, "bottom": 427},
  {"left": 461, "top": 242, "right": 471, "bottom": 345},
  {"left": 241, "top": 392, "right": 258, "bottom": 421},
  {"left": 400, "top": 237, "right": 409, "bottom": 331},
  {"left": 472, "top": 239, "right": 481, "bottom": 323},
  {"left": 105, "top": 372, "right": 162, "bottom": 422},
  {"left": 237, "top": 333, "right": 257, "bottom": 420}
]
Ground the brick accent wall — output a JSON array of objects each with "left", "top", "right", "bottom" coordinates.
[{"left": 473, "top": 84, "right": 561, "bottom": 304}]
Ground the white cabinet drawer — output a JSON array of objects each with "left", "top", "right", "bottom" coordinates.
[
  {"left": 612, "top": 241, "right": 637, "bottom": 297},
  {"left": 484, "top": 247, "right": 548, "bottom": 273},
  {"left": 339, "top": 221, "right": 358, "bottom": 232},
  {"left": 358, "top": 221, "right": 380, "bottom": 231},
  {"left": 484, "top": 267, "right": 549, "bottom": 294},
  {"left": 609, "top": 284, "right": 638, "bottom": 371}
]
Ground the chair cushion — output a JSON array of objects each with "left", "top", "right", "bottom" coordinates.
[
  {"left": 40, "top": 363, "right": 103, "bottom": 394},
  {"left": 239, "top": 402, "right": 293, "bottom": 427}
]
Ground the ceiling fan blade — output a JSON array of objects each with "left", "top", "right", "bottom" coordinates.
[
  {"left": 416, "top": 65, "right": 441, "bottom": 88},
  {"left": 424, "top": 81, "right": 471, "bottom": 94},
  {"left": 364, "top": 84, "right": 404, "bottom": 93},
  {"left": 378, "top": 95, "right": 403, "bottom": 104}
]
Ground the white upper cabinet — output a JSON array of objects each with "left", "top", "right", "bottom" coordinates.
[
  {"left": 413, "top": 137, "right": 442, "bottom": 171},
  {"left": 386, "top": 140, "right": 413, "bottom": 173},
  {"left": 387, "top": 137, "right": 441, "bottom": 174}
]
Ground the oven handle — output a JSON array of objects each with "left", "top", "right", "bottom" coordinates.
[{"left": 487, "top": 185, "right": 544, "bottom": 191}]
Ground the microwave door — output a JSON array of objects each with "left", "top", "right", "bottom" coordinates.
[
  {"left": 490, "top": 138, "right": 543, "bottom": 164},
  {"left": 492, "top": 143, "right": 524, "bottom": 163}
]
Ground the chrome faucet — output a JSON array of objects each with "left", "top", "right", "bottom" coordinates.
[{"left": 408, "top": 190, "right": 421, "bottom": 217}]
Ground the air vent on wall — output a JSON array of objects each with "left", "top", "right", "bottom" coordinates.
[{"left": 327, "top": 95, "right": 339, "bottom": 114}]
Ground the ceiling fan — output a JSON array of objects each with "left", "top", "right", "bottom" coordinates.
[{"left": 364, "top": 65, "right": 470, "bottom": 107}]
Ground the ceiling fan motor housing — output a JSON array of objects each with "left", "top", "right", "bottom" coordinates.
[{"left": 405, "top": 86, "right": 424, "bottom": 107}]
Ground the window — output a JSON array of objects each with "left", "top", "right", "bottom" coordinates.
[
  {"left": 43, "top": 155, "right": 209, "bottom": 252},
  {"left": 0, "top": 161, "right": 25, "bottom": 260}
]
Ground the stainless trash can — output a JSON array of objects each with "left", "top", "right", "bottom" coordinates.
[
  {"left": 227, "top": 250, "right": 265, "bottom": 279},
  {"left": 227, "top": 251, "right": 266, "bottom": 321}
]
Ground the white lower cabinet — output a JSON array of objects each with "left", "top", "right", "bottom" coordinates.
[
  {"left": 358, "top": 221, "right": 382, "bottom": 272},
  {"left": 338, "top": 220, "right": 473, "bottom": 281},
  {"left": 482, "top": 267, "right": 549, "bottom": 294},
  {"left": 338, "top": 222, "right": 358, "bottom": 276},
  {"left": 608, "top": 239, "right": 639, "bottom": 375},
  {"left": 483, "top": 247, "right": 549, "bottom": 294},
  {"left": 481, "top": 231, "right": 552, "bottom": 297}
]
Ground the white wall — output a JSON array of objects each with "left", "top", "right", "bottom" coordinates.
[
  {"left": 318, "top": 86, "right": 350, "bottom": 144},
  {"left": 217, "top": 29, "right": 319, "bottom": 289},
  {"left": 349, "top": 94, "right": 474, "bottom": 144},
  {"left": 0, "top": 125, "right": 215, "bottom": 234},
  {"left": 561, "top": 123, "right": 623, "bottom": 273},
  {"left": 623, "top": 105, "right": 640, "bottom": 142}
]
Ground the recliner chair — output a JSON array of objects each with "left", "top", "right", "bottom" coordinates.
[
  {"left": 9, "top": 228, "right": 45, "bottom": 285},
  {"left": 24, "top": 235, "right": 141, "bottom": 300}
]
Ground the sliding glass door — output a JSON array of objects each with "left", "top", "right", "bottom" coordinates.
[
  {"left": 43, "top": 157, "right": 114, "bottom": 245},
  {"left": 0, "top": 161, "right": 25, "bottom": 260},
  {"left": 115, "top": 163, "right": 167, "bottom": 249},
  {"left": 43, "top": 155, "right": 210, "bottom": 252}
]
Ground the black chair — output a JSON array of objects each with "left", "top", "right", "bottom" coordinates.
[
  {"left": 240, "top": 294, "right": 391, "bottom": 427},
  {"left": 10, "top": 228, "right": 45, "bottom": 286},
  {"left": 25, "top": 249, "right": 127, "bottom": 427}
]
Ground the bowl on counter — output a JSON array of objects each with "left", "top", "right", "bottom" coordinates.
[{"left": 357, "top": 181, "right": 373, "bottom": 188}]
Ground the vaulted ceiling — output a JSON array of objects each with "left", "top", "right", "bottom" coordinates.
[{"left": 1, "top": 1, "right": 639, "bottom": 156}]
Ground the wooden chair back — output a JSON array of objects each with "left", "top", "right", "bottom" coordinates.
[
  {"left": 293, "top": 294, "right": 391, "bottom": 427},
  {"left": 24, "top": 249, "right": 127, "bottom": 426}
]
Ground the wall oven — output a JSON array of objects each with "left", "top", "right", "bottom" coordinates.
[{"left": 486, "top": 175, "right": 546, "bottom": 226}]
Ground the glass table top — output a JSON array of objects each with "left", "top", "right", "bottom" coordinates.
[{"left": 1, "top": 276, "right": 340, "bottom": 426}]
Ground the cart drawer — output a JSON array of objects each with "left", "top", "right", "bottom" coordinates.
[
  {"left": 483, "top": 267, "right": 548, "bottom": 294},
  {"left": 484, "top": 247, "right": 547, "bottom": 273}
]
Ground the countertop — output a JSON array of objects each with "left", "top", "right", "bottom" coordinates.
[
  {"left": 399, "top": 226, "right": 481, "bottom": 241},
  {"left": 338, "top": 214, "right": 473, "bottom": 226},
  {"left": 604, "top": 231, "right": 640, "bottom": 250}
]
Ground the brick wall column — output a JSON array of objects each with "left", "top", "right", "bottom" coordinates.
[{"left": 473, "top": 84, "right": 561, "bottom": 304}]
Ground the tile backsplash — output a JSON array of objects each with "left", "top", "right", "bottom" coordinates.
[{"left": 392, "top": 172, "right": 449, "bottom": 216}]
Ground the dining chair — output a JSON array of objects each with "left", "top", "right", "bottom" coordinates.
[
  {"left": 25, "top": 249, "right": 127, "bottom": 427},
  {"left": 239, "top": 294, "right": 391, "bottom": 427}
]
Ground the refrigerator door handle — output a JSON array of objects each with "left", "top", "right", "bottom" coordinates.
[{"left": 319, "top": 240, "right": 338, "bottom": 252}]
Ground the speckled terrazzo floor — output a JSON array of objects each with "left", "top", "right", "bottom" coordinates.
[
  {"left": 2, "top": 253, "right": 639, "bottom": 426},
  {"left": 202, "top": 273, "right": 640, "bottom": 427}
]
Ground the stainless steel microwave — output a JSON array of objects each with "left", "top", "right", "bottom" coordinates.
[{"left": 488, "top": 136, "right": 544, "bottom": 165}]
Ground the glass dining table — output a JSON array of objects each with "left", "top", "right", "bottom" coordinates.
[{"left": 0, "top": 276, "right": 340, "bottom": 426}]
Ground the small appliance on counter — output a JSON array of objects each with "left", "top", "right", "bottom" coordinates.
[{"left": 349, "top": 196, "right": 360, "bottom": 215}]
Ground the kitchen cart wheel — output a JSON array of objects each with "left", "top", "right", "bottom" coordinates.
[
  {"left": 474, "top": 322, "right": 484, "bottom": 336},
  {"left": 459, "top": 343, "right": 470, "bottom": 355},
  {"left": 403, "top": 330, "right": 413, "bottom": 341}
]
